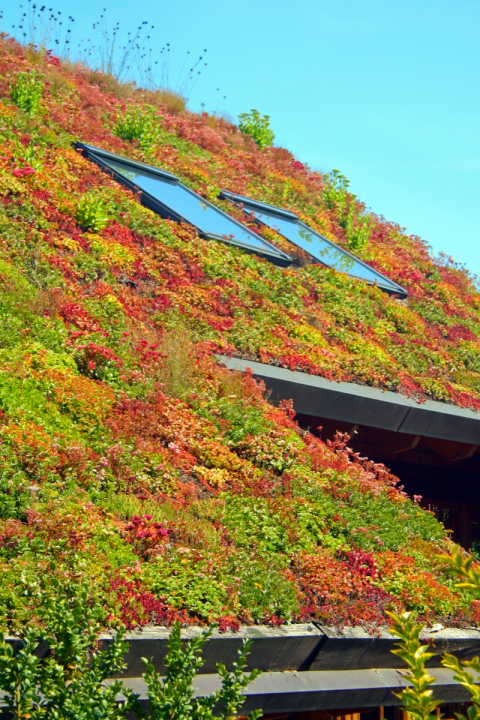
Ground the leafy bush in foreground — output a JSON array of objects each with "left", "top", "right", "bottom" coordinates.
[
  {"left": 0, "top": 578, "right": 134, "bottom": 720},
  {"left": 0, "top": 581, "right": 261, "bottom": 720},
  {"left": 390, "top": 552, "right": 480, "bottom": 720}
]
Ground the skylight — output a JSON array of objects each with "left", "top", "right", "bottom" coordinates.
[
  {"left": 219, "top": 191, "right": 408, "bottom": 297},
  {"left": 74, "top": 143, "right": 291, "bottom": 266}
]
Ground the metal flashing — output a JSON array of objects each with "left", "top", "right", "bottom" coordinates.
[
  {"left": 7, "top": 624, "right": 480, "bottom": 711},
  {"left": 217, "top": 355, "right": 480, "bottom": 444},
  {"left": 111, "top": 668, "right": 478, "bottom": 712},
  {"left": 8, "top": 623, "right": 480, "bottom": 676},
  {"left": 93, "top": 623, "right": 480, "bottom": 677},
  {"left": 74, "top": 142, "right": 179, "bottom": 180},
  {"left": 219, "top": 190, "right": 299, "bottom": 221}
]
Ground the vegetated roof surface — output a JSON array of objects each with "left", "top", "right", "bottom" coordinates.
[{"left": 1, "top": 37, "right": 480, "bottom": 634}]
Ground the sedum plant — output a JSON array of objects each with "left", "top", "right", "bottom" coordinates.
[
  {"left": 389, "top": 551, "right": 480, "bottom": 720},
  {"left": 114, "top": 106, "right": 161, "bottom": 149},
  {"left": 323, "top": 169, "right": 371, "bottom": 252},
  {"left": 238, "top": 109, "right": 275, "bottom": 149},
  {"left": 10, "top": 71, "right": 44, "bottom": 115},
  {"left": 75, "top": 191, "right": 113, "bottom": 232}
]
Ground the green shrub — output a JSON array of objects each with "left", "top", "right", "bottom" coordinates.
[
  {"left": 390, "top": 553, "right": 480, "bottom": 720},
  {"left": 144, "top": 621, "right": 262, "bottom": 720},
  {"left": 0, "top": 579, "right": 262, "bottom": 720},
  {"left": 323, "top": 169, "right": 349, "bottom": 215},
  {"left": 75, "top": 192, "right": 113, "bottom": 233},
  {"left": 344, "top": 211, "right": 371, "bottom": 253},
  {"left": 114, "top": 106, "right": 161, "bottom": 148},
  {"left": 323, "top": 169, "right": 371, "bottom": 252},
  {"left": 18, "top": 141, "right": 45, "bottom": 172},
  {"left": 238, "top": 109, "right": 275, "bottom": 149},
  {"left": 0, "top": 577, "right": 136, "bottom": 720},
  {"left": 10, "top": 72, "right": 44, "bottom": 115}
]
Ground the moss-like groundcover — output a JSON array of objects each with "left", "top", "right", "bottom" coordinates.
[{"left": 1, "top": 37, "right": 480, "bottom": 633}]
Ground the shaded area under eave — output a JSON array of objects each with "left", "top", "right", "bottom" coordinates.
[{"left": 216, "top": 356, "right": 480, "bottom": 445}]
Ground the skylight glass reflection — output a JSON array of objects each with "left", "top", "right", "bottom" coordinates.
[
  {"left": 74, "top": 143, "right": 291, "bottom": 265},
  {"left": 220, "top": 192, "right": 407, "bottom": 297}
]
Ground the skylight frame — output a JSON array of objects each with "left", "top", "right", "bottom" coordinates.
[
  {"left": 219, "top": 190, "right": 408, "bottom": 298},
  {"left": 73, "top": 143, "right": 292, "bottom": 266}
]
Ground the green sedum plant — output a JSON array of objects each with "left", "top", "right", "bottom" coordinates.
[
  {"left": 75, "top": 192, "right": 113, "bottom": 232},
  {"left": 10, "top": 71, "right": 44, "bottom": 114},
  {"left": 114, "top": 106, "right": 162, "bottom": 149},
  {"left": 238, "top": 109, "right": 275, "bottom": 149},
  {"left": 323, "top": 169, "right": 371, "bottom": 252},
  {"left": 19, "top": 140, "right": 45, "bottom": 172}
]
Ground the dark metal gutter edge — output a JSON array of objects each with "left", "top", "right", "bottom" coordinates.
[
  {"left": 216, "top": 355, "right": 412, "bottom": 409},
  {"left": 1, "top": 669, "right": 475, "bottom": 712},
  {"left": 6, "top": 624, "right": 480, "bottom": 679},
  {"left": 108, "top": 668, "right": 479, "bottom": 712},
  {"left": 216, "top": 355, "right": 480, "bottom": 444},
  {"left": 219, "top": 189, "right": 299, "bottom": 221}
]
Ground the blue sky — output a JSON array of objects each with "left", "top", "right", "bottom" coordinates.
[{"left": 4, "top": 0, "right": 480, "bottom": 276}]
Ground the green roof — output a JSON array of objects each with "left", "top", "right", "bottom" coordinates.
[{"left": 0, "top": 38, "right": 479, "bottom": 633}]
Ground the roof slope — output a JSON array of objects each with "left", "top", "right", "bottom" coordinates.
[{"left": 0, "top": 39, "right": 479, "bottom": 632}]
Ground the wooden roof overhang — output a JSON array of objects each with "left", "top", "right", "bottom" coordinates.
[{"left": 216, "top": 356, "right": 480, "bottom": 446}]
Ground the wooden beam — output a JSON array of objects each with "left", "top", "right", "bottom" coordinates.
[
  {"left": 392, "top": 435, "right": 421, "bottom": 454},
  {"left": 451, "top": 445, "right": 478, "bottom": 462}
]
